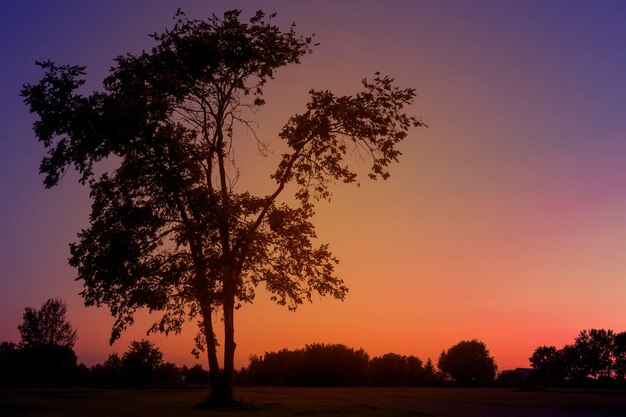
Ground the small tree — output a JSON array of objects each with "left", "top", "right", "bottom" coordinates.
[
  {"left": 18, "top": 298, "right": 78, "bottom": 349},
  {"left": 90, "top": 353, "right": 124, "bottom": 387},
  {"left": 122, "top": 339, "right": 164, "bottom": 388},
  {"left": 423, "top": 357, "right": 438, "bottom": 385},
  {"left": 438, "top": 340, "right": 497, "bottom": 385},
  {"left": 22, "top": 10, "right": 423, "bottom": 404}
]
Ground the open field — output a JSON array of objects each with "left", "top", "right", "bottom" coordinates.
[{"left": 1, "top": 387, "right": 626, "bottom": 417}]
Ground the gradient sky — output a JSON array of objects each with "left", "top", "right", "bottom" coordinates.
[{"left": 2, "top": 0, "right": 626, "bottom": 372}]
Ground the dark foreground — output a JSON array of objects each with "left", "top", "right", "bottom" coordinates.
[{"left": 1, "top": 387, "right": 626, "bottom": 417}]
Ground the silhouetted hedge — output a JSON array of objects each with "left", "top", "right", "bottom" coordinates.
[
  {"left": 240, "top": 343, "right": 369, "bottom": 386},
  {"left": 0, "top": 342, "right": 79, "bottom": 387},
  {"left": 237, "top": 343, "right": 437, "bottom": 387}
]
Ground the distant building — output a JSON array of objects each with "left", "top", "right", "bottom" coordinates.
[{"left": 513, "top": 368, "right": 532, "bottom": 379}]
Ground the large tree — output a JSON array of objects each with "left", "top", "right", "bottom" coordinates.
[{"left": 22, "top": 10, "right": 423, "bottom": 404}]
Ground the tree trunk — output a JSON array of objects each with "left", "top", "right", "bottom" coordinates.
[
  {"left": 199, "top": 304, "right": 223, "bottom": 405},
  {"left": 222, "top": 292, "right": 236, "bottom": 404},
  {"left": 214, "top": 123, "right": 236, "bottom": 405}
]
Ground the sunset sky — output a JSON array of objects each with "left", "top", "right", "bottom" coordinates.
[{"left": 2, "top": 0, "right": 626, "bottom": 372}]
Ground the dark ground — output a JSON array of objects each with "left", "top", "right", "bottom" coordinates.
[{"left": 1, "top": 387, "right": 625, "bottom": 417}]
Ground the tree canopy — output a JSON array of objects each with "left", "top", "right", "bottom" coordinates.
[
  {"left": 438, "top": 340, "right": 497, "bottom": 385},
  {"left": 529, "top": 328, "right": 626, "bottom": 384},
  {"left": 122, "top": 339, "right": 164, "bottom": 387},
  {"left": 22, "top": 9, "right": 424, "bottom": 404},
  {"left": 18, "top": 298, "right": 78, "bottom": 349}
]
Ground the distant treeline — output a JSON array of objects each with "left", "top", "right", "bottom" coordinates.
[
  {"left": 0, "top": 340, "right": 444, "bottom": 388},
  {"left": 529, "top": 328, "right": 626, "bottom": 386},
  {"left": 5, "top": 299, "right": 626, "bottom": 389},
  {"left": 0, "top": 339, "right": 208, "bottom": 388},
  {"left": 6, "top": 333, "right": 626, "bottom": 388},
  {"left": 0, "top": 338, "right": 498, "bottom": 388},
  {"left": 0, "top": 298, "right": 210, "bottom": 388},
  {"left": 4, "top": 298, "right": 500, "bottom": 388},
  {"left": 237, "top": 343, "right": 439, "bottom": 387},
  {"left": 0, "top": 342, "right": 85, "bottom": 387}
]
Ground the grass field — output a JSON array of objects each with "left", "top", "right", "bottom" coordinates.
[{"left": 1, "top": 386, "right": 625, "bottom": 417}]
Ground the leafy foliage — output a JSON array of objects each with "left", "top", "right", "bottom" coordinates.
[
  {"left": 437, "top": 340, "right": 497, "bottom": 385},
  {"left": 90, "top": 353, "right": 124, "bottom": 387},
  {"left": 22, "top": 9, "right": 423, "bottom": 402},
  {"left": 122, "top": 339, "right": 164, "bottom": 387},
  {"left": 614, "top": 332, "right": 626, "bottom": 380},
  {"left": 530, "top": 328, "right": 626, "bottom": 384},
  {"left": 529, "top": 345, "right": 566, "bottom": 384},
  {"left": 19, "top": 344, "right": 78, "bottom": 386},
  {"left": 18, "top": 298, "right": 78, "bottom": 349},
  {"left": 573, "top": 329, "right": 614, "bottom": 379},
  {"left": 368, "top": 353, "right": 426, "bottom": 386},
  {"left": 245, "top": 344, "right": 370, "bottom": 386}
]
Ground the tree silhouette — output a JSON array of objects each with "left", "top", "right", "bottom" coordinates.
[
  {"left": 530, "top": 328, "right": 626, "bottom": 384},
  {"left": 423, "top": 357, "right": 438, "bottom": 384},
  {"left": 573, "top": 328, "right": 614, "bottom": 379},
  {"left": 20, "top": 343, "right": 78, "bottom": 386},
  {"left": 122, "top": 340, "right": 164, "bottom": 388},
  {"left": 182, "top": 364, "right": 209, "bottom": 385},
  {"left": 16, "top": 299, "right": 79, "bottom": 386},
  {"left": 369, "top": 353, "right": 426, "bottom": 386},
  {"left": 529, "top": 345, "right": 567, "bottom": 385},
  {"left": 0, "top": 342, "right": 20, "bottom": 387},
  {"left": 90, "top": 353, "right": 124, "bottom": 387},
  {"left": 245, "top": 344, "right": 370, "bottom": 386},
  {"left": 18, "top": 298, "right": 78, "bottom": 349},
  {"left": 21, "top": 9, "right": 423, "bottom": 404},
  {"left": 438, "top": 340, "right": 496, "bottom": 385},
  {"left": 614, "top": 331, "right": 626, "bottom": 380}
]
